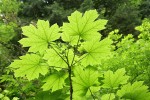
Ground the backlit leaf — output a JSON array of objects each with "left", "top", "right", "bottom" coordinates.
[
  {"left": 19, "top": 20, "right": 60, "bottom": 53},
  {"left": 62, "top": 10, "right": 107, "bottom": 43},
  {"left": 72, "top": 66, "right": 100, "bottom": 98},
  {"left": 9, "top": 54, "right": 49, "bottom": 80},
  {"left": 102, "top": 68, "right": 129, "bottom": 89},
  {"left": 117, "top": 81, "right": 150, "bottom": 100},
  {"left": 42, "top": 71, "right": 67, "bottom": 92},
  {"left": 79, "top": 38, "right": 112, "bottom": 66}
]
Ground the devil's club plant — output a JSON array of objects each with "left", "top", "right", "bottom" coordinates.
[{"left": 9, "top": 10, "right": 150, "bottom": 100}]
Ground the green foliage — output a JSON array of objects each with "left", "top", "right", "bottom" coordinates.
[
  {"left": 62, "top": 10, "right": 107, "bottom": 41},
  {"left": 19, "top": 20, "right": 60, "bottom": 53},
  {"left": 93, "top": 0, "right": 146, "bottom": 36},
  {"left": 0, "top": 0, "right": 20, "bottom": 14},
  {"left": 102, "top": 68, "right": 129, "bottom": 89},
  {"left": 10, "top": 54, "right": 49, "bottom": 80},
  {"left": 79, "top": 0, "right": 94, "bottom": 12},
  {"left": 72, "top": 66, "right": 100, "bottom": 97},
  {"left": 99, "top": 69, "right": 150, "bottom": 100},
  {"left": 117, "top": 81, "right": 150, "bottom": 100},
  {"left": 139, "top": 0, "right": 150, "bottom": 18},
  {"left": 101, "top": 18, "right": 150, "bottom": 88},
  {"left": 107, "top": 0, "right": 141, "bottom": 35},
  {"left": 42, "top": 71, "right": 67, "bottom": 91},
  {"left": 33, "top": 90, "right": 68, "bottom": 100},
  {"left": 9, "top": 10, "right": 150, "bottom": 100},
  {"left": 79, "top": 38, "right": 112, "bottom": 66},
  {"left": 101, "top": 93, "right": 115, "bottom": 100},
  {"left": 135, "top": 18, "right": 150, "bottom": 40},
  {"left": 0, "top": 1, "right": 22, "bottom": 99},
  {"left": 0, "top": 89, "right": 19, "bottom": 100},
  {"left": 19, "top": 0, "right": 82, "bottom": 25},
  {"left": 0, "top": 22, "right": 16, "bottom": 43},
  {"left": 43, "top": 48, "right": 74, "bottom": 69}
]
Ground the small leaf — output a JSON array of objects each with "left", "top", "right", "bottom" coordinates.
[
  {"left": 101, "top": 93, "right": 115, "bottom": 100},
  {"left": 10, "top": 54, "right": 49, "bottom": 80},
  {"left": 42, "top": 71, "right": 67, "bottom": 92},
  {"left": 102, "top": 68, "right": 129, "bottom": 89},
  {"left": 72, "top": 66, "right": 100, "bottom": 97},
  {"left": 117, "top": 81, "right": 150, "bottom": 100},
  {"left": 19, "top": 20, "right": 60, "bottom": 53}
]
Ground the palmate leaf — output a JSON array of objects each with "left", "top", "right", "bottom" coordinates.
[
  {"left": 19, "top": 20, "right": 60, "bottom": 53},
  {"left": 117, "top": 81, "right": 150, "bottom": 100},
  {"left": 62, "top": 10, "right": 107, "bottom": 44},
  {"left": 79, "top": 38, "right": 112, "bottom": 66},
  {"left": 72, "top": 66, "right": 100, "bottom": 98},
  {"left": 42, "top": 71, "right": 68, "bottom": 92},
  {"left": 9, "top": 54, "right": 49, "bottom": 80},
  {"left": 102, "top": 68, "right": 129, "bottom": 89}
]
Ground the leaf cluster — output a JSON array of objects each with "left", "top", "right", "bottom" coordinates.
[{"left": 9, "top": 10, "right": 150, "bottom": 100}]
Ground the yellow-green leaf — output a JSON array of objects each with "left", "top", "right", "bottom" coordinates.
[
  {"left": 9, "top": 54, "right": 49, "bottom": 80},
  {"left": 19, "top": 20, "right": 60, "bottom": 53}
]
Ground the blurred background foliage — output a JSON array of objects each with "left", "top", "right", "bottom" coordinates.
[{"left": 0, "top": 0, "right": 150, "bottom": 99}]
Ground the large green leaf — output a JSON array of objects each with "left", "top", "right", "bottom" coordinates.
[
  {"left": 79, "top": 38, "right": 112, "bottom": 66},
  {"left": 72, "top": 66, "right": 100, "bottom": 98},
  {"left": 42, "top": 71, "right": 68, "bottom": 91},
  {"left": 102, "top": 68, "right": 129, "bottom": 89},
  {"left": 62, "top": 10, "right": 107, "bottom": 44},
  {"left": 19, "top": 20, "right": 60, "bottom": 53},
  {"left": 9, "top": 54, "right": 49, "bottom": 80},
  {"left": 117, "top": 81, "right": 150, "bottom": 100}
]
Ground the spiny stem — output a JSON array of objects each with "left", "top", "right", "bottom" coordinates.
[
  {"left": 68, "top": 36, "right": 80, "bottom": 100},
  {"left": 70, "top": 36, "right": 80, "bottom": 66},
  {"left": 68, "top": 65, "right": 73, "bottom": 100}
]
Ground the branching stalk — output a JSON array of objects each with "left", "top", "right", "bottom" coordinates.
[
  {"left": 50, "top": 44, "right": 68, "bottom": 64},
  {"left": 71, "top": 36, "right": 80, "bottom": 65},
  {"left": 69, "top": 36, "right": 80, "bottom": 100}
]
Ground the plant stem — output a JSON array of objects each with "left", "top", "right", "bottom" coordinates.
[
  {"left": 89, "top": 88, "right": 96, "bottom": 100},
  {"left": 68, "top": 36, "right": 80, "bottom": 100},
  {"left": 68, "top": 65, "right": 73, "bottom": 100},
  {"left": 70, "top": 36, "right": 80, "bottom": 66}
]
